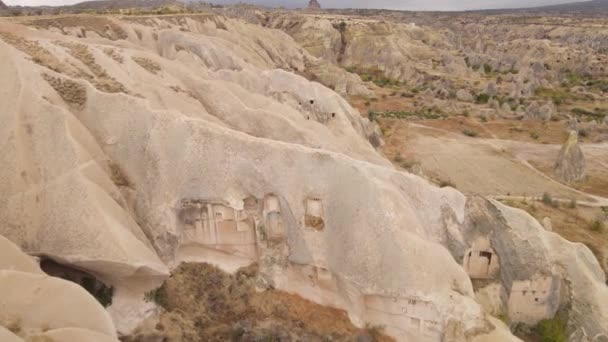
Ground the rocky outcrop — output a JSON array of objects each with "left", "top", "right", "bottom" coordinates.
[
  {"left": 555, "top": 130, "right": 586, "bottom": 183},
  {"left": 0, "top": 236, "right": 119, "bottom": 342},
  {"left": 456, "top": 89, "right": 475, "bottom": 102},
  {"left": 307, "top": 0, "right": 321, "bottom": 10},
  {"left": 525, "top": 101, "right": 554, "bottom": 121},
  {"left": 0, "top": 13, "right": 607, "bottom": 342}
]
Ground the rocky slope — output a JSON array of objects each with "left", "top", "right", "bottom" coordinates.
[
  {"left": 0, "top": 236, "right": 120, "bottom": 342},
  {"left": 0, "top": 12, "right": 606, "bottom": 342}
]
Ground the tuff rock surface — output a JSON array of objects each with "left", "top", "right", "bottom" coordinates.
[
  {"left": 0, "top": 12, "right": 606, "bottom": 342},
  {"left": 555, "top": 130, "right": 587, "bottom": 183}
]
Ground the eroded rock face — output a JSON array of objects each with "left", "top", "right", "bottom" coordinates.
[
  {"left": 456, "top": 89, "right": 475, "bottom": 102},
  {"left": 554, "top": 130, "right": 586, "bottom": 183},
  {"left": 0, "top": 236, "right": 119, "bottom": 342},
  {"left": 0, "top": 13, "right": 607, "bottom": 342},
  {"left": 308, "top": 0, "right": 321, "bottom": 10}
]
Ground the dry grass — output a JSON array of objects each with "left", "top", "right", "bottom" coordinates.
[
  {"left": 132, "top": 56, "right": 161, "bottom": 75},
  {"left": 169, "top": 85, "right": 196, "bottom": 99},
  {"left": 42, "top": 73, "right": 87, "bottom": 108},
  {"left": 125, "top": 263, "right": 394, "bottom": 342},
  {"left": 0, "top": 315, "right": 22, "bottom": 335},
  {"left": 109, "top": 162, "right": 131, "bottom": 187},
  {"left": 103, "top": 47, "right": 124, "bottom": 63},
  {"left": 0, "top": 31, "right": 64, "bottom": 73},
  {"left": 56, "top": 41, "right": 129, "bottom": 94}
]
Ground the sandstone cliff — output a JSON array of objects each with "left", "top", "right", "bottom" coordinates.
[
  {"left": 0, "top": 13, "right": 606, "bottom": 342},
  {"left": 555, "top": 130, "right": 587, "bottom": 183}
]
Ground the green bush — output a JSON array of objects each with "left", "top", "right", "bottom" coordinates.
[
  {"left": 530, "top": 131, "right": 540, "bottom": 140},
  {"left": 534, "top": 318, "right": 566, "bottom": 342},
  {"left": 483, "top": 64, "right": 493, "bottom": 74},
  {"left": 542, "top": 192, "right": 554, "bottom": 206},
  {"left": 476, "top": 93, "right": 490, "bottom": 104},
  {"left": 368, "top": 111, "right": 377, "bottom": 122},
  {"left": 589, "top": 219, "right": 605, "bottom": 232},
  {"left": 462, "top": 129, "right": 479, "bottom": 137},
  {"left": 393, "top": 153, "right": 404, "bottom": 164},
  {"left": 145, "top": 284, "right": 169, "bottom": 309},
  {"left": 439, "top": 179, "right": 455, "bottom": 188}
]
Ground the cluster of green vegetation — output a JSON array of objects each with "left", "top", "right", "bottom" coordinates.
[
  {"left": 534, "top": 87, "right": 578, "bottom": 106},
  {"left": 84, "top": 279, "right": 114, "bottom": 308},
  {"left": 145, "top": 283, "right": 169, "bottom": 309},
  {"left": 462, "top": 129, "right": 479, "bottom": 137},
  {"left": 533, "top": 318, "right": 567, "bottom": 342},
  {"left": 585, "top": 78, "right": 608, "bottom": 93},
  {"left": 589, "top": 219, "right": 605, "bottom": 232},
  {"left": 483, "top": 63, "right": 493, "bottom": 74},
  {"left": 476, "top": 93, "right": 490, "bottom": 104},
  {"left": 332, "top": 21, "right": 347, "bottom": 32},
  {"left": 346, "top": 66, "right": 404, "bottom": 88},
  {"left": 571, "top": 107, "right": 605, "bottom": 119},
  {"left": 369, "top": 109, "right": 447, "bottom": 121},
  {"left": 541, "top": 192, "right": 561, "bottom": 208}
]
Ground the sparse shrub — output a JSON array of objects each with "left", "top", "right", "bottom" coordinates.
[
  {"left": 568, "top": 198, "right": 577, "bottom": 209},
  {"left": 542, "top": 192, "right": 554, "bottom": 206},
  {"left": 480, "top": 115, "right": 488, "bottom": 123},
  {"left": 476, "top": 93, "right": 490, "bottom": 104},
  {"left": 368, "top": 111, "right": 377, "bottom": 122},
  {"left": 483, "top": 64, "right": 493, "bottom": 74},
  {"left": 579, "top": 129, "right": 588, "bottom": 138},
  {"left": 439, "top": 179, "right": 456, "bottom": 188},
  {"left": 332, "top": 21, "right": 347, "bottom": 32},
  {"left": 533, "top": 318, "right": 566, "bottom": 342},
  {"left": 530, "top": 131, "right": 540, "bottom": 140},
  {"left": 393, "top": 153, "right": 404, "bottom": 164},
  {"left": 462, "top": 110, "right": 470, "bottom": 118},
  {"left": 462, "top": 129, "right": 479, "bottom": 137},
  {"left": 589, "top": 219, "right": 605, "bottom": 232},
  {"left": 365, "top": 324, "right": 387, "bottom": 341},
  {"left": 145, "top": 283, "right": 169, "bottom": 309}
]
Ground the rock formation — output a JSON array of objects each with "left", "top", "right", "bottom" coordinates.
[
  {"left": 307, "top": 0, "right": 321, "bottom": 10},
  {"left": 0, "top": 1, "right": 7, "bottom": 9},
  {"left": 456, "top": 89, "right": 475, "bottom": 102},
  {"left": 555, "top": 130, "right": 587, "bottom": 183},
  {"left": 0, "top": 12, "right": 607, "bottom": 342},
  {"left": 0, "top": 236, "right": 120, "bottom": 342}
]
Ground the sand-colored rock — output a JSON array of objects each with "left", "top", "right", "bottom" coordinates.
[
  {"left": 32, "top": 328, "right": 120, "bottom": 342},
  {"left": 554, "top": 130, "right": 586, "bottom": 183},
  {"left": 0, "top": 236, "right": 119, "bottom": 341},
  {"left": 0, "top": 326, "right": 23, "bottom": 342},
  {"left": 307, "top": 0, "right": 321, "bottom": 10},
  {"left": 0, "top": 12, "right": 607, "bottom": 342},
  {"left": 0, "top": 236, "right": 43, "bottom": 274}
]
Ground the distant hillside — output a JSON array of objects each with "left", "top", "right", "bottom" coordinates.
[
  {"left": 69, "top": 0, "right": 183, "bottom": 10},
  {"left": 0, "top": 0, "right": 8, "bottom": 9},
  {"left": 477, "top": 0, "right": 608, "bottom": 13},
  {"left": 531, "top": 0, "right": 608, "bottom": 11}
]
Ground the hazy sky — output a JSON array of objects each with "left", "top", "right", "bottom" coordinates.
[{"left": 4, "top": 0, "right": 589, "bottom": 11}]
